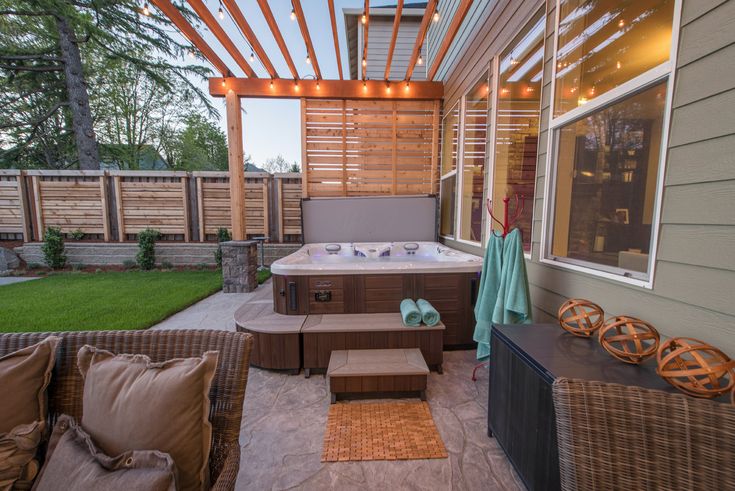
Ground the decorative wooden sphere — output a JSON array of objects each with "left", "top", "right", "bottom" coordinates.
[
  {"left": 657, "top": 337, "right": 735, "bottom": 399},
  {"left": 558, "top": 299, "right": 604, "bottom": 337},
  {"left": 598, "top": 316, "right": 660, "bottom": 364}
]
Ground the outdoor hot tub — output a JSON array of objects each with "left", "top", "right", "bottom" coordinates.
[{"left": 271, "top": 242, "right": 483, "bottom": 347}]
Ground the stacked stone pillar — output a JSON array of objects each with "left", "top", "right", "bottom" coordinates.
[{"left": 221, "top": 240, "right": 258, "bottom": 293}]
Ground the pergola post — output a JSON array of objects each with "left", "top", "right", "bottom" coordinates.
[{"left": 226, "top": 89, "right": 247, "bottom": 240}]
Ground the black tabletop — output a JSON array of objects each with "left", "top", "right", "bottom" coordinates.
[{"left": 492, "top": 323, "right": 690, "bottom": 395}]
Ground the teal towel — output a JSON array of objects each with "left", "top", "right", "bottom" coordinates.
[
  {"left": 416, "top": 298, "right": 440, "bottom": 326},
  {"left": 473, "top": 229, "right": 532, "bottom": 360},
  {"left": 400, "top": 299, "right": 422, "bottom": 327}
]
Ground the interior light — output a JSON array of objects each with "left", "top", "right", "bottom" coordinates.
[
  {"left": 361, "top": 13, "right": 367, "bottom": 24},
  {"left": 433, "top": 9, "right": 439, "bottom": 23},
  {"left": 290, "top": 8, "right": 296, "bottom": 21},
  {"left": 142, "top": 2, "right": 150, "bottom": 16},
  {"left": 578, "top": 96, "right": 588, "bottom": 105},
  {"left": 306, "top": 53, "right": 311, "bottom": 65},
  {"left": 500, "top": 87, "right": 509, "bottom": 95},
  {"left": 362, "top": 58, "right": 367, "bottom": 68},
  {"left": 525, "top": 86, "right": 534, "bottom": 93},
  {"left": 618, "top": 19, "right": 625, "bottom": 28},
  {"left": 250, "top": 52, "right": 255, "bottom": 63},
  {"left": 589, "top": 86, "right": 596, "bottom": 95},
  {"left": 616, "top": 60, "right": 621, "bottom": 69}
]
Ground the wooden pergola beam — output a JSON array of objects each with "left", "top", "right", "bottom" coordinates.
[
  {"left": 222, "top": 0, "right": 278, "bottom": 79},
  {"left": 427, "top": 0, "right": 474, "bottom": 80},
  {"left": 256, "top": 0, "right": 299, "bottom": 80},
  {"left": 361, "top": 0, "right": 370, "bottom": 80},
  {"left": 209, "top": 78, "right": 443, "bottom": 100},
  {"left": 150, "top": 0, "right": 232, "bottom": 76},
  {"left": 327, "top": 0, "right": 343, "bottom": 80},
  {"left": 186, "top": 0, "right": 256, "bottom": 78},
  {"left": 405, "top": 0, "right": 437, "bottom": 81},
  {"left": 292, "top": 0, "right": 322, "bottom": 79},
  {"left": 225, "top": 90, "right": 246, "bottom": 240},
  {"left": 384, "top": 0, "right": 404, "bottom": 81}
]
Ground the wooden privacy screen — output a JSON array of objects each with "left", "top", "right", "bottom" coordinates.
[
  {"left": 28, "top": 171, "right": 110, "bottom": 241},
  {"left": 275, "top": 173, "right": 302, "bottom": 240},
  {"left": 302, "top": 99, "right": 441, "bottom": 197},
  {"left": 113, "top": 171, "right": 190, "bottom": 241},
  {"left": 194, "top": 171, "right": 269, "bottom": 240},
  {"left": 0, "top": 170, "right": 30, "bottom": 240}
]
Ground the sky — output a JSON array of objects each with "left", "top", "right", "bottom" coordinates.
[{"left": 175, "top": 0, "right": 391, "bottom": 167}]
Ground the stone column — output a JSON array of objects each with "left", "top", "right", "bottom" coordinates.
[{"left": 221, "top": 240, "right": 258, "bottom": 293}]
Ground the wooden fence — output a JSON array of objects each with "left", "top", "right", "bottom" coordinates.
[
  {"left": 0, "top": 170, "right": 303, "bottom": 243},
  {"left": 301, "top": 99, "right": 441, "bottom": 197}
]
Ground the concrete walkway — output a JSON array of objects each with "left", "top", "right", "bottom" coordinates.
[
  {"left": 0, "top": 277, "right": 39, "bottom": 286},
  {"left": 151, "top": 280, "right": 522, "bottom": 490}
]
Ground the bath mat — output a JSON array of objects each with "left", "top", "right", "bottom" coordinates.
[{"left": 321, "top": 402, "right": 448, "bottom": 462}]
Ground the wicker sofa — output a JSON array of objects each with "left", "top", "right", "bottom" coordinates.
[
  {"left": 553, "top": 377, "right": 735, "bottom": 491},
  {"left": 0, "top": 329, "right": 253, "bottom": 491}
]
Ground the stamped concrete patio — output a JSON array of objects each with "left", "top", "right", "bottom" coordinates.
[{"left": 154, "top": 280, "right": 522, "bottom": 490}]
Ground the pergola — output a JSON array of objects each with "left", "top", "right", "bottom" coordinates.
[{"left": 147, "top": 0, "right": 474, "bottom": 240}]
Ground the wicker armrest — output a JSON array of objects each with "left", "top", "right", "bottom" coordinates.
[{"left": 210, "top": 444, "right": 241, "bottom": 491}]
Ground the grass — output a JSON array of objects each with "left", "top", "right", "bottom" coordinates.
[
  {"left": 0, "top": 270, "right": 223, "bottom": 333},
  {"left": 257, "top": 268, "right": 272, "bottom": 284}
]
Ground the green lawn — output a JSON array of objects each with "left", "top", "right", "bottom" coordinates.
[{"left": 0, "top": 270, "right": 223, "bottom": 333}]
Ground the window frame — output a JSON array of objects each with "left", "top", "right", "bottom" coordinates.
[
  {"left": 540, "top": 0, "right": 683, "bottom": 289},
  {"left": 439, "top": 100, "right": 462, "bottom": 240}
]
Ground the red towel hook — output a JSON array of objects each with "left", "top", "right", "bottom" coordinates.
[{"left": 486, "top": 194, "right": 525, "bottom": 238}]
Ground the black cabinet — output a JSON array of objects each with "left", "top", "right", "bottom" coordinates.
[{"left": 488, "top": 324, "right": 689, "bottom": 491}]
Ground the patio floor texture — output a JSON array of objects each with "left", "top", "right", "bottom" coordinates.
[{"left": 153, "top": 280, "right": 522, "bottom": 490}]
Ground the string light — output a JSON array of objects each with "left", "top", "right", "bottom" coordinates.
[
  {"left": 294, "top": 81, "right": 299, "bottom": 92},
  {"left": 316, "top": 81, "right": 320, "bottom": 90},
  {"left": 188, "top": 49, "right": 195, "bottom": 59},
  {"left": 417, "top": 54, "right": 423, "bottom": 65},
  {"left": 362, "top": 57, "right": 367, "bottom": 68},
  {"left": 218, "top": 2, "right": 224, "bottom": 20},
  {"left": 306, "top": 53, "right": 311, "bottom": 65},
  {"left": 361, "top": 12, "right": 367, "bottom": 24},
  {"left": 616, "top": 60, "right": 622, "bottom": 69},
  {"left": 142, "top": 2, "right": 150, "bottom": 16},
  {"left": 404, "top": 82, "right": 410, "bottom": 92},
  {"left": 618, "top": 19, "right": 625, "bottom": 28},
  {"left": 290, "top": 7, "right": 296, "bottom": 21},
  {"left": 250, "top": 52, "right": 255, "bottom": 63},
  {"left": 433, "top": 9, "right": 439, "bottom": 22},
  {"left": 270, "top": 79, "right": 274, "bottom": 89},
  {"left": 386, "top": 83, "right": 391, "bottom": 94},
  {"left": 221, "top": 78, "right": 226, "bottom": 87},
  {"left": 363, "top": 80, "right": 367, "bottom": 92}
]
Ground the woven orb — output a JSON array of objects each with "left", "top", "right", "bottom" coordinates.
[
  {"left": 598, "top": 316, "right": 660, "bottom": 364},
  {"left": 558, "top": 299, "right": 604, "bottom": 337},
  {"left": 657, "top": 337, "right": 735, "bottom": 399}
]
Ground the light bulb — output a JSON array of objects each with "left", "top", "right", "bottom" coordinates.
[
  {"left": 270, "top": 80, "right": 274, "bottom": 89},
  {"left": 221, "top": 78, "right": 226, "bottom": 87},
  {"left": 218, "top": 6, "right": 224, "bottom": 20},
  {"left": 294, "top": 81, "right": 299, "bottom": 91},
  {"left": 142, "top": 2, "right": 150, "bottom": 16},
  {"left": 404, "top": 82, "right": 409, "bottom": 92},
  {"left": 290, "top": 8, "right": 296, "bottom": 21},
  {"left": 188, "top": 49, "right": 195, "bottom": 59},
  {"left": 361, "top": 13, "right": 366, "bottom": 24},
  {"left": 417, "top": 54, "right": 423, "bottom": 65},
  {"left": 618, "top": 19, "right": 624, "bottom": 28},
  {"left": 362, "top": 58, "right": 367, "bottom": 68},
  {"left": 433, "top": 10, "right": 439, "bottom": 22},
  {"left": 316, "top": 81, "right": 320, "bottom": 90},
  {"left": 306, "top": 54, "right": 311, "bottom": 65},
  {"left": 616, "top": 60, "right": 621, "bottom": 69},
  {"left": 386, "top": 84, "right": 391, "bottom": 94},
  {"left": 363, "top": 81, "right": 367, "bottom": 92},
  {"left": 250, "top": 52, "right": 255, "bottom": 63}
]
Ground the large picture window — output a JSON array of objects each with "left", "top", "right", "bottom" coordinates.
[
  {"left": 440, "top": 103, "right": 460, "bottom": 237},
  {"left": 491, "top": 13, "right": 545, "bottom": 251},
  {"left": 458, "top": 74, "right": 490, "bottom": 243},
  {"left": 546, "top": 0, "right": 677, "bottom": 283}
]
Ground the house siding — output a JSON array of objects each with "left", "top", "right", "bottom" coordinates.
[{"left": 440, "top": 0, "right": 735, "bottom": 354}]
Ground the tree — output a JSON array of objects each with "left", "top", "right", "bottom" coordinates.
[
  {"left": 0, "top": 0, "right": 213, "bottom": 169},
  {"left": 169, "top": 114, "right": 228, "bottom": 171},
  {"left": 263, "top": 154, "right": 299, "bottom": 174}
]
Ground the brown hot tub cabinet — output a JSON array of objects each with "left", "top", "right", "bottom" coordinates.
[{"left": 273, "top": 272, "right": 478, "bottom": 348}]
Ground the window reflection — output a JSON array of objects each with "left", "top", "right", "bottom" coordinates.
[
  {"left": 460, "top": 75, "right": 490, "bottom": 242},
  {"left": 441, "top": 104, "right": 459, "bottom": 175},
  {"left": 492, "top": 13, "right": 544, "bottom": 251},
  {"left": 440, "top": 174, "right": 456, "bottom": 237},
  {"left": 554, "top": 0, "right": 674, "bottom": 116},
  {"left": 552, "top": 82, "right": 667, "bottom": 275}
]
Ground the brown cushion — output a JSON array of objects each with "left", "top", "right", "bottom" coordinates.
[
  {"left": 33, "top": 415, "right": 176, "bottom": 491},
  {"left": 0, "top": 337, "right": 60, "bottom": 433},
  {"left": 77, "top": 346, "right": 218, "bottom": 491},
  {"left": 0, "top": 421, "right": 43, "bottom": 490}
]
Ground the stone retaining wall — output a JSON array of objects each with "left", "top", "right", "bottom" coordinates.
[{"left": 14, "top": 242, "right": 303, "bottom": 268}]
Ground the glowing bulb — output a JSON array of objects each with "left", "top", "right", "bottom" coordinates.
[
  {"left": 433, "top": 10, "right": 439, "bottom": 22},
  {"left": 142, "top": 2, "right": 150, "bottom": 16},
  {"left": 306, "top": 54, "right": 311, "bottom": 65},
  {"left": 618, "top": 19, "right": 625, "bottom": 28},
  {"left": 294, "top": 81, "right": 299, "bottom": 92},
  {"left": 404, "top": 82, "right": 409, "bottom": 92},
  {"left": 578, "top": 96, "right": 588, "bottom": 105},
  {"left": 500, "top": 88, "right": 509, "bottom": 95},
  {"left": 290, "top": 8, "right": 296, "bottom": 21},
  {"left": 361, "top": 13, "right": 366, "bottom": 24},
  {"left": 250, "top": 52, "right": 255, "bottom": 63},
  {"left": 361, "top": 58, "right": 367, "bottom": 68},
  {"left": 221, "top": 78, "right": 226, "bottom": 87},
  {"left": 417, "top": 54, "right": 423, "bottom": 65},
  {"left": 270, "top": 80, "right": 274, "bottom": 89},
  {"left": 589, "top": 86, "right": 596, "bottom": 95},
  {"left": 386, "top": 84, "right": 391, "bottom": 94},
  {"left": 218, "top": 5, "right": 224, "bottom": 20},
  {"left": 525, "top": 86, "right": 534, "bottom": 93},
  {"left": 363, "top": 81, "right": 367, "bottom": 92},
  {"left": 316, "top": 81, "right": 320, "bottom": 90},
  {"left": 616, "top": 60, "right": 621, "bottom": 69}
]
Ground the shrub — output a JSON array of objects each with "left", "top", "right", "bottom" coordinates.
[
  {"left": 70, "top": 229, "right": 85, "bottom": 241},
  {"left": 122, "top": 259, "right": 137, "bottom": 270},
  {"left": 41, "top": 227, "right": 66, "bottom": 269},
  {"left": 256, "top": 268, "right": 272, "bottom": 284},
  {"left": 161, "top": 260, "right": 174, "bottom": 270},
  {"left": 214, "top": 227, "right": 232, "bottom": 267},
  {"left": 136, "top": 229, "right": 160, "bottom": 270}
]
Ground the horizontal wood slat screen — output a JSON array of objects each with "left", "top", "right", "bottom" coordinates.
[
  {"left": 0, "top": 170, "right": 28, "bottom": 240},
  {"left": 302, "top": 98, "right": 441, "bottom": 197},
  {"left": 275, "top": 173, "right": 302, "bottom": 241}
]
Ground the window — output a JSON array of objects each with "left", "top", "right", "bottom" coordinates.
[
  {"left": 547, "top": 0, "right": 677, "bottom": 283},
  {"left": 458, "top": 74, "right": 490, "bottom": 243},
  {"left": 554, "top": 0, "right": 675, "bottom": 117},
  {"left": 440, "top": 103, "right": 460, "bottom": 237},
  {"left": 491, "top": 13, "right": 545, "bottom": 252}
]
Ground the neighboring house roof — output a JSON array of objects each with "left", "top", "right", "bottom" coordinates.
[
  {"left": 344, "top": 4, "right": 427, "bottom": 81},
  {"left": 245, "top": 162, "right": 266, "bottom": 172},
  {"left": 99, "top": 144, "right": 168, "bottom": 171}
]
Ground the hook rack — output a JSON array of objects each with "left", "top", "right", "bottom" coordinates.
[{"left": 486, "top": 194, "right": 525, "bottom": 238}]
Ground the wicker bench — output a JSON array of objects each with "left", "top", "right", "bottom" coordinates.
[{"left": 0, "top": 330, "right": 253, "bottom": 491}]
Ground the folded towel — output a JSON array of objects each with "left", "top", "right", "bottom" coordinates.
[
  {"left": 416, "top": 299, "right": 440, "bottom": 327},
  {"left": 400, "top": 299, "right": 422, "bottom": 327}
]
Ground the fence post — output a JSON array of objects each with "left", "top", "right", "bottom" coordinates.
[
  {"left": 31, "top": 175, "right": 43, "bottom": 240},
  {"left": 113, "top": 175, "right": 124, "bottom": 242},
  {"left": 17, "top": 171, "right": 33, "bottom": 242},
  {"left": 181, "top": 174, "right": 190, "bottom": 242},
  {"left": 100, "top": 171, "right": 111, "bottom": 242}
]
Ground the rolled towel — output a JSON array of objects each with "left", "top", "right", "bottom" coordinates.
[
  {"left": 400, "top": 299, "right": 422, "bottom": 327},
  {"left": 416, "top": 298, "right": 441, "bottom": 327}
]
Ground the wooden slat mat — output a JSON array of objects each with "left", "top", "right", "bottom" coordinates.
[{"left": 321, "top": 402, "right": 448, "bottom": 462}]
